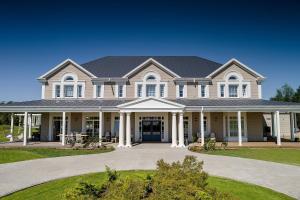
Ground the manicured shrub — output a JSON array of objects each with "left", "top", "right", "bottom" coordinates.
[{"left": 63, "top": 156, "right": 232, "bottom": 200}]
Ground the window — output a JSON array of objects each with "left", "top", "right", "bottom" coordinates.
[
  {"left": 77, "top": 85, "right": 83, "bottom": 97},
  {"left": 200, "top": 85, "right": 206, "bottom": 98},
  {"left": 160, "top": 84, "right": 165, "bottom": 97},
  {"left": 118, "top": 85, "right": 124, "bottom": 97},
  {"left": 229, "top": 85, "right": 238, "bottom": 97},
  {"left": 137, "top": 84, "right": 142, "bottom": 97},
  {"left": 203, "top": 116, "right": 207, "bottom": 132},
  {"left": 179, "top": 85, "right": 184, "bottom": 98},
  {"left": 85, "top": 116, "right": 99, "bottom": 136},
  {"left": 228, "top": 75, "right": 238, "bottom": 81},
  {"left": 220, "top": 84, "right": 225, "bottom": 97},
  {"left": 228, "top": 116, "right": 245, "bottom": 137},
  {"left": 64, "top": 76, "right": 74, "bottom": 81},
  {"left": 55, "top": 85, "right": 60, "bottom": 98},
  {"left": 96, "top": 85, "right": 102, "bottom": 98},
  {"left": 146, "top": 84, "right": 156, "bottom": 97},
  {"left": 64, "top": 85, "right": 74, "bottom": 97},
  {"left": 146, "top": 75, "right": 156, "bottom": 81},
  {"left": 242, "top": 84, "right": 247, "bottom": 97}
]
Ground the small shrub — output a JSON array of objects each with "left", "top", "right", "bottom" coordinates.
[
  {"left": 221, "top": 141, "right": 228, "bottom": 150},
  {"left": 204, "top": 138, "right": 216, "bottom": 151},
  {"left": 63, "top": 182, "right": 102, "bottom": 200}
]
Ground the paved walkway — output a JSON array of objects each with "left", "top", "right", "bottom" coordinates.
[{"left": 1, "top": 143, "right": 300, "bottom": 199}]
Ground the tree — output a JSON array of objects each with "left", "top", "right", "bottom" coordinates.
[
  {"left": 270, "top": 84, "right": 295, "bottom": 102},
  {"left": 293, "top": 86, "right": 300, "bottom": 103}
]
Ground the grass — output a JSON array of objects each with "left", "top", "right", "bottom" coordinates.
[
  {"left": 2, "top": 171, "right": 293, "bottom": 200},
  {"left": 0, "top": 147, "right": 114, "bottom": 164},
  {"left": 196, "top": 147, "right": 300, "bottom": 166},
  {"left": 0, "top": 125, "right": 24, "bottom": 142}
]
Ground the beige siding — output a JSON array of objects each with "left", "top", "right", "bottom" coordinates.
[
  {"left": 127, "top": 63, "right": 177, "bottom": 99},
  {"left": 44, "top": 63, "right": 94, "bottom": 99},
  {"left": 104, "top": 83, "right": 116, "bottom": 99},
  {"left": 104, "top": 113, "right": 111, "bottom": 133},
  {"left": 210, "top": 63, "right": 259, "bottom": 99},
  {"left": 280, "top": 114, "right": 291, "bottom": 139},
  {"left": 210, "top": 112, "right": 224, "bottom": 141},
  {"left": 192, "top": 112, "right": 199, "bottom": 140},
  {"left": 40, "top": 113, "right": 49, "bottom": 141},
  {"left": 247, "top": 112, "right": 264, "bottom": 141},
  {"left": 187, "top": 83, "right": 199, "bottom": 99}
]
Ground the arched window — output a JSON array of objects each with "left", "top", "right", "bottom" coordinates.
[
  {"left": 146, "top": 75, "right": 156, "bottom": 81},
  {"left": 228, "top": 75, "right": 238, "bottom": 81},
  {"left": 64, "top": 76, "right": 74, "bottom": 81}
]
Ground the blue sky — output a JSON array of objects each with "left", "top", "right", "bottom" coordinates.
[{"left": 0, "top": 0, "right": 299, "bottom": 101}]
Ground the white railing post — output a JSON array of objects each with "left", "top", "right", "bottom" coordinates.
[
  {"left": 23, "top": 112, "right": 28, "bottom": 146},
  {"left": 126, "top": 112, "right": 132, "bottom": 147},
  {"left": 118, "top": 112, "right": 125, "bottom": 147},
  {"left": 171, "top": 112, "right": 177, "bottom": 147},
  {"left": 99, "top": 111, "right": 103, "bottom": 146},
  {"left": 276, "top": 111, "right": 281, "bottom": 146},
  {"left": 238, "top": 111, "right": 242, "bottom": 146},
  {"left": 62, "top": 112, "right": 66, "bottom": 146}
]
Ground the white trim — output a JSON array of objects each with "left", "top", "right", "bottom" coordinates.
[
  {"left": 207, "top": 58, "right": 265, "bottom": 79},
  {"left": 176, "top": 83, "right": 187, "bottom": 98},
  {"left": 41, "top": 84, "right": 45, "bottom": 99},
  {"left": 258, "top": 84, "right": 262, "bottom": 99},
  {"left": 93, "top": 84, "right": 104, "bottom": 98},
  {"left": 223, "top": 112, "right": 248, "bottom": 141},
  {"left": 198, "top": 84, "right": 209, "bottom": 98},
  {"left": 122, "top": 58, "right": 181, "bottom": 78},
  {"left": 115, "top": 84, "right": 126, "bottom": 98},
  {"left": 38, "top": 58, "right": 96, "bottom": 79}
]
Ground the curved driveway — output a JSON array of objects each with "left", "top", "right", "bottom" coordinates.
[{"left": 1, "top": 144, "right": 300, "bottom": 199}]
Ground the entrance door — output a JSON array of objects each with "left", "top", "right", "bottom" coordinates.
[
  {"left": 142, "top": 120, "right": 161, "bottom": 142},
  {"left": 52, "top": 117, "right": 68, "bottom": 141}
]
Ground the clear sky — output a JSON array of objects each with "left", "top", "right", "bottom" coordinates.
[{"left": 0, "top": 0, "right": 299, "bottom": 101}]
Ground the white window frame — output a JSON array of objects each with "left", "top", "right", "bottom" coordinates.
[
  {"left": 115, "top": 83, "right": 126, "bottom": 98},
  {"left": 93, "top": 83, "right": 104, "bottom": 98},
  {"left": 176, "top": 83, "right": 187, "bottom": 98},
  {"left": 217, "top": 72, "right": 251, "bottom": 98},
  {"left": 198, "top": 84, "right": 209, "bottom": 98},
  {"left": 134, "top": 72, "right": 168, "bottom": 98},
  {"left": 51, "top": 73, "right": 85, "bottom": 99},
  {"left": 223, "top": 112, "right": 248, "bottom": 141}
]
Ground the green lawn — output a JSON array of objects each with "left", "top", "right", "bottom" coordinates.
[
  {"left": 201, "top": 148, "right": 300, "bottom": 166},
  {"left": 2, "top": 171, "right": 293, "bottom": 200},
  {"left": 0, "top": 147, "right": 114, "bottom": 164}
]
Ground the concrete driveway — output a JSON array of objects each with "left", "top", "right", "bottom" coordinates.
[{"left": 1, "top": 143, "right": 300, "bottom": 199}]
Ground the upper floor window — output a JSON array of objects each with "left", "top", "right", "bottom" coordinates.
[
  {"left": 242, "top": 84, "right": 248, "bottom": 97},
  {"left": 220, "top": 84, "right": 225, "bottom": 97},
  {"left": 160, "top": 84, "right": 165, "bottom": 97},
  {"left": 228, "top": 85, "right": 238, "bottom": 97},
  {"left": 199, "top": 85, "right": 208, "bottom": 98},
  {"left": 64, "top": 76, "right": 74, "bottom": 81},
  {"left": 146, "top": 84, "right": 156, "bottom": 97},
  {"left": 77, "top": 85, "right": 83, "bottom": 98},
  {"left": 118, "top": 85, "right": 124, "bottom": 98},
  {"left": 64, "top": 85, "right": 74, "bottom": 97},
  {"left": 96, "top": 85, "right": 102, "bottom": 98},
  {"left": 55, "top": 85, "right": 61, "bottom": 98},
  {"left": 137, "top": 84, "right": 142, "bottom": 97},
  {"left": 179, "top": 84, "right": 184, "bottom": 98},
  {"left": 146, "top": 75, "right": 156, "bottom": 81},
  {"left": 228, "top": 75, "right": 238, "bottom": 81}
]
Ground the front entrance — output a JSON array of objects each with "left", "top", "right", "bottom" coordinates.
[{"left": 142, "top": 120, "right": 161, "bottom": 142}]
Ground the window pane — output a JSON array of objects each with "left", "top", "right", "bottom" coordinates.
[
  {"left": 55, "top": 85, "right": 60, "bottom": 98},
  {"left": 146, "top": 75, "right": 156, "bottom": 81},
  {"left": 146, "top": 84, "right": 156, "bottom": 97},
  {"left": 137, "top": 84, "right": 142, "bottom": 97},
  {"left": 179, "top": 85, "right": 184, "bottom": 97},
  {"left": 96, "top": 85, "right": 101, "bottom": 97},
  {"left": 160, "top": 84, "right": 165, "bottom": 97},
  {"left": 77, "top": 85, "right": 82, "bottom": 97},
  {"left": 220, "top": 84, "right": 225, "bottom": 97},
  {"left": 242, "top": 84, "right": 247, "bottom": 97},
  {"left": 229, "top": 85, "right": 238, "bottom": 97},
  {"left": 118, "top": 85, "right": 123, "bottom": 97},
  {"left": 201, "top": 85, "right": 206, "bottom": 97},
  {"left": 229, "top": 116, "right": 238, "bottom": 136},
  {"left": 64, "top": 85, "right": 74, "bottom": 97}
]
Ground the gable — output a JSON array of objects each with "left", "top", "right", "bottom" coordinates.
[
  {"left": 207, "top": 59, "right": 265, "bottom": 79},
  {"left": 38, "top": 59, "right": 96, "bottom": 80},
  {"left": 118, "top": 98, "right": 185, "bottom": 111},
  {"left": 212, "top": 63, "right": 258, "bottom": 80}
]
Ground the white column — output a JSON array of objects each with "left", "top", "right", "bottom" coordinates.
[
  {"left": 118, "top": 112, "right": 125, "bottom": 147},
  {"left": 10, "top": 113, "right": 14, "bottom": 142},
  {"left": 238, "top": 111, "right": 242, "bottom": 146},
  {"left": 171, "top": 112, "right": 177, "bottom": 147},
  {"left": 62, "top": 112, "right": 66, "bottom": 146},
  {"left": 126, "top": 112, "right": 132, "bottom": 147},
  {"left": 200, "top": 111, "right": 205, "bottom": 146},
  {"left": 28, "top": 114, "right": 32, "bottom": 139},
  {"left": 99, "top": 111, "right": 103, "bottom": 146},
  {"left": 18, "top": 115, "right": 21, "bottom": 134},
  {"left": 276, "top": 111, "right": 281, "bottom": 146},
  {"left": 23, "top": 112, "right": 28, "bottom": 146},
  {"left": 178, "top": 112, "right": 185, "bottom": 147},
  {"left": 291, "top": 112, "right": 295, "bottom": 141}
]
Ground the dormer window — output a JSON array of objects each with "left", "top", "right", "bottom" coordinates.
[{"left": 52, "top": 73, "right": 85, "bottom": 98}]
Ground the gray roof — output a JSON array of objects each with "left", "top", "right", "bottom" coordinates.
[{"left": 81, "top": 56, "right": 222, "bottom": 78}]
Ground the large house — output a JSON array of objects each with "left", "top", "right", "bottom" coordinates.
[{"left": 1, "top": 56, "right": 300, "bottom": 147}]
